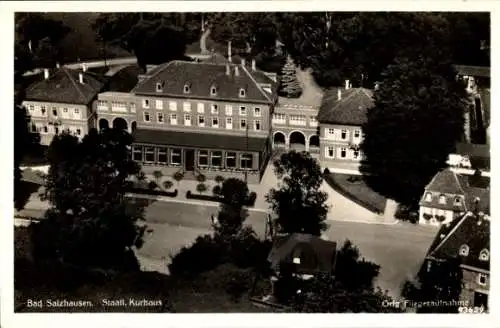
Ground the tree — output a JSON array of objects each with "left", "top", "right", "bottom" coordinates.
[
  {"left": 403, "top": 258, "right": 463, "bottom": 313},
  {"left": 214, "top": 175, "right": 225, "bottom": 185},
  {"left": 32, "top": 129, "right": 146, "bottom": 271},
  {"left": 215, "top": 178, "right": 250, "bottom": 238},
  {"left": 163, "top": 180, "right": 173, "bottom": 191},
  {"left": 360, "top": 57, "right": 467, "bottom": 206},
  {"left": 196, "top": 183, "right": 207, "bottom": 195},
  {"left": 266, "top": 151, "right": 328, "bottom": 236},
  {"left": 172, "top": 170, "right": 184, "bottom": 188},
  {"left": 278, "top": 56, "right": 303, "bottom": 98},
  {"left": 153, "top": 170, "right": 163, "bottom": 185},
  {"left": 196, "top": 174, "right": 206, "bottom": 183},
  {"left": 33, "top": 37, "right": 58, "bottom": 69}
]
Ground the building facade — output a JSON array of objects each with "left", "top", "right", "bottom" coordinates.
[
  {"left": 96, "top": 92, "right": 138, "bottom": 133},
  {"left": 23, "top": 68, "right": 106, "bottom": 145},
  {"left": 131, "top": 60, "right": 278, "bottom": 183}
]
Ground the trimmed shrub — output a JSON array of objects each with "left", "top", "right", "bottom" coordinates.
[
  {"left": 163, "top": 180, "right": 174, "bottom": 190},
  {"left": 215, "top": 175, "right": 225, "bottom": 185},
  {"left": 196, "top": 183, "right": 207, "bottom": 194},
  {"left": 245, "top": 192, "right": 257, "bottom": 206},
  {"left": 213, "top": 185, "right": 222, "bottom": 196},
  {"left": 148, "top": 181, "right": 157, "bottom": 190},
  {"left": 196, "top": 174, "right": 206, "bottom": 183}
]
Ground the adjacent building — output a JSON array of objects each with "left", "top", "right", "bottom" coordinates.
[
  {"left": 422, "top": 211, "right": 490, "bottom": 310},
  {"left": 131, "top": 60, "right": 278, "bottom": 183},
  {"left": 418, "top": 168, "right": 490, "bottom": 226},
  {"left": 317, "top": 84, "right": 373, "bottom": 172},
  {"left": 23, "top": 67, "right": 107, "bottom": 146}
]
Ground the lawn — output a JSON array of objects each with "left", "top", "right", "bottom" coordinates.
[
  {"left": 324, "top": 173, "right": 387, "bottom": 214},
  {"left": 14, "top": 181, "right": 43, "bottom": 212}
]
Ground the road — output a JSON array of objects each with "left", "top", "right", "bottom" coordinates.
[{"left": 15, "top": 199, "right": 438, "bottom": 298}]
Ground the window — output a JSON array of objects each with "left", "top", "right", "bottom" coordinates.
[
  {"left": 226, "top": 117, "right": 232, "bottom": 129},
  {"left": 340, "top": 147, "right": 347, "bottom": 158},
  {"left": 211, "top": 151, "right": 222, "bottom": 167},
  {"left": 225, "top": 105, "right": 233, "bottom": 116},
  {"left": 111, "top": 102, "right": 127, "bottom": 112},
  {"left": 42, "top": 126, "right": 48, "bottom": 134},
  {"left": 54, "top": 127, "right": 59, "bottom": 135},
  {"left": 309, "top": 116, "right": 318, "bottom": 126},
  {"left": 170, "top": 114, "right": 177, "bottom": 125},
  {"left": 198, "top": 115, "right": 205, "bottom": 127},
  {"left": 184, "top": 114, "right": 192, "bottom": 126},
  {"left": 132, "top": 146, "right": 143, "bottom": 161},
  {"left": 239, "top": 106, "right": 247, "bottom": 116},
  {"left": 254, "top": 107, "right": 261, "bottom": 117},
  {"left": 155, "top": 100, "right": 163, "bottom": 110},
  {"left": 184, "top": 83, "right": 191, "bottom": 94},
  {"left": 198, "top": 150, "right": 209, "bottom": 166},
  {"left": 459, "top": 244, "right": 469, "bottom": 256},
  {"left": 41, "top": 106, "right": 47, "bottom": 115},
  {"left": 169, "top": 101, "right": 177, "bottom": 111},
  {"left": 439, "top": 195, "right": 446, "bottom": 204},
  {"left": 156, "top": 82, "right": 163, "bottom": 92},
  {"left": 327, "top": 128, "right": 335, "bottom": 137},
  {"left": 210, "top": 85, "right": 218, "bottom": 96},
  {"left": 454, "top": 197, "right": 461, "bottom": 206},
  {"left": 239, "top": 88, "right": 246, "bottom": 97},
  {"left": 354, "top": 129, "right": 361, "bottom": 139},
  {"left": 254, "top": 120, "right": 261, "bottom": 131},
  {"left": 130, "top": 103, "right": 136, "bottom": 113},
  {"left": 326, "top": 146, "right": 334, "bottom": 158},
  {"left": 226, "top": 152, "right": 236, "bottom": 168},
  {"left": 197, "top": 103, "right": 205, "bottom": 113},
  {"left": 425, "top": 192, "right": 433, "bottom": 202},
  {"left": 76, "top": 128, "right": 81, "bottom": 136},
  {"left": 479, "top": 249, "right": 489, "bottom": 261},
  {"left": 478, "top": 273, "right": 487, "bottom": 286},
  {"left": 143, "top": 99, "right": 150, "bottom": 108},
  {"left": 171, "top": 149, "right": 181, "bottom": 165},
  {"left": 341, "top": 129, "right": 348, "bottom": 140},
  {"left": 30, "top": 123, "right": 37, "bottom": 133},
  {"left": 29, "top": 105, "right": 34, "bottom": 112},
  {"left": 211, "top": 104, "right": 219, "bottom": 114},
  {"left": 272, "top": 113, "right": 286, "bottom": 124},
  {"left": 143, "top": 112, "right": 151, "bottom": 122},
  {"left": 183, "top": 102, "right": 191, "bottom": 112},
  {"left": 212, "top": 117, "right": 219, "bottom": 128},
  {"left": 240, "top": 153, "right": 253, "bottom": 169},
  {"left": 240, "top": 119, "right": 247, "bottom": 130},
  {"left": 52, "top": 107, "right": 58, "bottom": 116},
  {"left": 353, "top": 149, "right": 360, "bottom": 159},
  {"left": 158, "top": 147, "right": 167, "bottom": 164},
  {"left": 290, "top": 115, "right": 306, "bottom": 126},
  {"left": 157, "top": 112, "right": 164, "bottom": 123},
  {"left": 144, "top": 147, "right": 155, "bottom": 163}
]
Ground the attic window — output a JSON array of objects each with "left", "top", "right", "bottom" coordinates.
[
  {"left": 439, "top": 195, "right": 446, "bottom": 205},
  {"left": 293, "top": 257, "right": 301, "bottom": 264},
  {"left": 425, "top": 192, "right": 432, "bottom": 202},
  {"left": 156, "top": 82, "right": 164, "bottom": 92},
  {"left": 459, "top": 244, "right": 469, "bottom": 256},
  {"left": 239, "top": 88, "right": 246, "bottom": 98},
  {"left": 479, "top": 249, "right": 489, "bottom": 261},
  {"left": 210, "top": 85, "right": 218, "bottom": 96},
  {"left": 184, "top": 83, "right": 191, "bottom": 94},
  {"left": 454, "top": 197, "right": 461, "bottom": 206}
]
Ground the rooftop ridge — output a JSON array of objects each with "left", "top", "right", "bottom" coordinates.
[
  {"left": 62, "top": 68, "right": 87, "bottom": 104},
  {"left": 241, "top": 64, "right": 272, "bottom": 102},
  {"left": 429, "top": 212, "right": 471, "bottom": 257}
]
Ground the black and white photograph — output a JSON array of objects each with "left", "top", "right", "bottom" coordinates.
[{"left": 1, "top": 1, "right": 496, "bottom": 326}]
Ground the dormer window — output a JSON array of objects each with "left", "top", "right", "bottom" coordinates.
[
  {"left": 454, "top": 197, "right": 461, "bottom": 206},
  {"left": 156, "top": 82, "right": 164, "bottom": 92},
  {"left": 239, "top": 88, "right": 246, "bottom": 98},
  {"left": 425, "top": 192, "right": 432, "bottom": 202},
  {"left": 439, "top": 195, "right": 446, "bottom": 205},
  {"left": 459, "top": 244, "right": 469, "bottom": 256},
  {"left": 210, "top": 85, "right": 218, "bottom": 96},
  {"left": 184, "top": 83, "right": 191, "bottom": 94},
  {"left": 479, "top": 249, "right": 489, "bottom": 261}
]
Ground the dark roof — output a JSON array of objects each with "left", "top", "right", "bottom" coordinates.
[
  {"left": 424, "top": 169, "right": 465, "bottom": 195},
  {"left": 454, "top": 142, "right": 490, "bottom": 170},
  {"left": 318, "top": 88, "right": 373, "bottom": 125},
  {"left": 267, "top": 233, "right": 337, "bottom": 275},
  {"left": 106, "top": 65, "right": 143, "bottom": 93},
  {"left": 427, "top": 212, "right": 490, "bottom": 271},
  {"left": 24, "top": 68, "right": 106, "bottom": 105},
  {"left": 132, "top": 128, "right": 268, "bottom": 152},
  {"left": 133, "top": 60, "right": 275, "bottom": 104},
  {"left": 453, "top": 65, "right": 490, "bottom": 78}
]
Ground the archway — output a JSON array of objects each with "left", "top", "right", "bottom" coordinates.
[
  {"left": 112, "top": 117, "right": 128, "bottom": 131},
  {"left": 289, "top": 131, "right": 306, "bottom": 150},
  {"left": 131, "top": 121, "right": 137, "bottom": 133},
  {"left": 99, "top": 118, "right": 109, "bottom": 131},
  {"left": 309, "top": 135, "right": 319, "bottom": 147},
  {"left": 273, "top": 131, "right": 286, "bottom": 147}
]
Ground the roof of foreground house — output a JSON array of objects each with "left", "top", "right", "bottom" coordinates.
[
  {"left": 453, "top": 65, "right": 490, "bottom": 78},
  {"left": 426, "top": 212, "right": 490, "bottom": 271},
  {"left": 24, "top": 68, "right": 107, "bottom": 105},
  {"left": 318, "top": 87, "right": 374, "bottom": 125}
]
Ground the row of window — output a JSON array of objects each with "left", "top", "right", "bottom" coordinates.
[
  {"left": 28, "top": 104, "right": 82, "bottom": 119},
  {"left": 459, "top": 245, "right": 489, "bottom": 261},
  {"left": 143, "top": 112, "right": 262, "bottom": 130},
  {"left": 427, "top": 260, "right": 488, "bottom": 286},
  {"left": 97, "top": 101, "right": 136, "bottom": 113},
  {"left": 142, "top": 100, "right": 261, "bottom": 117},
  {"left": 30, "top": 123, "right": 82, "bottom": 136},
  {"left": 424, "top": 193, "right": 462, "bottom": 206},
  {"left": 132, "top": 147, "right": 254, "bottom": 169},
  {"left": 156, "top": 82, "right": 248, "bottom": 99},
  {"left": 272, "top": 113, "right": 317, "bottom": 126},
  {"left": 325, "top": 146, "right": 360, "bottom": 160},
  {"left": 326, "top": 128, "right": 362, "bottom": 141}
]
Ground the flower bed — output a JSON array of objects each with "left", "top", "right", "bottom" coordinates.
[
  {"left": 127, "top": 187, "right": 178, "bottom": 198},
  {"left": 186, "top": 191, "right": 257, "bottom": 207}
]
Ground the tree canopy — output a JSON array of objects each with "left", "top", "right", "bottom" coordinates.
[
  {"left": 215, "top": 178, "right": 250, "bottom": 238},
  {"left": 33, "top": 128, "right": 146, "bottom": 270},
  {"left": 266, "top": 151, "right": 329, "bottom": 236},
  {"left": 278, "top": 56, "right": 302, "bottom": 98},
  {"left": 359, "top": 56, "right": 467, "bottom": 206}
]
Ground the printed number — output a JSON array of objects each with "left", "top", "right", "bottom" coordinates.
[{"left": 459, "top": 306, "right": 485, "bottom": 314}]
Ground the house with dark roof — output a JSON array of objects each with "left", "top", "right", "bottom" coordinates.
[
  {"left": 419, "top": 168, "right": 490, "bottom": 226},
  {"left": 131, "top": 59, "right": 278, "bottom": 183},
  {"left": 447, "top": 142, "right": 490, "bottom": 172},
  {"left": 22, "top": 67, "right": 107, "bottom": 145},
  {"left": 317, "top": 83, "right": 373, "bottom": 171},
  {"left": 422, "top": 211, "right": 490, "bottom": 310}
]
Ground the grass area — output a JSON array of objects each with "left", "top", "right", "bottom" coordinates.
[{"left": 324, "top": 173, "right": 387, "bottom": 214}]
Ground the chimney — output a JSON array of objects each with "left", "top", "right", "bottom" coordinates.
[
  {"left": 226, "top": 64, "right": 230, "bottom": 76},
  {"left": 56, "top": 63, "right": 60, "bottom": 69},
  {"left": 252, "top": 59, "right": 256, "bottom": 71},
  {"left": 228, "top": 41, "right": 232, "bottom": 62},
  {"left": 374, "top": 81, "right": 380, "bottom": 90},
  {"left": 337, "top": 89, "right": 342, "bottom": 101},
  {"left": 44, "top": 68, "right": 49, "bottom": 80},
  {"left": 82, "top": 63, "right": 87, "bottom": 72},
  {"left": 79, "top": 72, "right": 84, "bottom": 84},
  {"left": 234, "top": 66, "right": 239, "bottom": 77},
  {"left": 241, "top": 58, "right": 246, "bottom": 67},
  {"left": 345, "top": 79, "right": 350, "bottom": 90}
]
